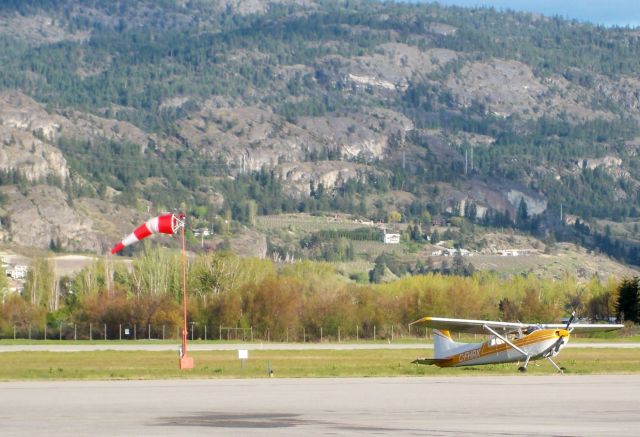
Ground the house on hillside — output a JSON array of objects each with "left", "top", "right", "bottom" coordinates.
[{"left": 382, "top": 230, "right": 400, "bottom": 244}]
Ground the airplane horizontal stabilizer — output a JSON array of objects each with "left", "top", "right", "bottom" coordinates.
[{"left": 412, "top": 358, "right": 446, "bottom": 366}]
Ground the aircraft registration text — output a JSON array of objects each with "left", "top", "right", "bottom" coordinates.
[{"left": 457, "top": 349, "right": 481, "bottom": 363}]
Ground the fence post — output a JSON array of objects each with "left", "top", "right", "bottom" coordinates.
[
  {"left": 320, "top": 327, "right": 323, "bottom": 343},
  {"left": 104, "top": 324, "right": 107, "bottom": 341},
  {"left": 356, "top": 325, "right": 359, "bottom": 341},
  {"left": 74, "top": 324, "right": 77, "bottom": 341},
  {"left": 119, "top": 324, "right": 122, "bottom": 341},
  {"left": 338, "top": 327, "right": 341, "bottom": 343},
  {"left": 13, "top": 325, "right": 16, "bottom": 340},
  {"left": 303, "top": 327, "right": 305, "bottom": 343},
  {"left": 134, "top": 324, "right": 137, "bottom": 340},
  {"left": 204, "top": 325, "right": 207, "bottom": 341},
  {"left": 148, "top": 324, "right": 151, "bottom": 340},
  {"left": 286, "top": 327, "right": 289, "bottom": 343},
  {"left": 219, "top": 325, "right": 222, "bottom": 341},
  {"left": 90, "top": 323, "right": 92, "bottom": 341},
  {"left": 391, "top": 325, "right": 394, "bottom": 341},
  {"left": 251, "top": 326, "right": 253, "bottom": 342},
  {"left": 162, "top": 325, "right": 165, "bottom": 341},
  {"left": 59, "top": 324, "right": 62, "bottom": 341},
  {"left": 44, "top": 324, "right": 47, "bottom": 340},
  {"left": 28, "top": 324, "right": 31, "bottom": 340},
  {"left": 191, "top": 323, "right": 194, "bottom": 341},
  {"left": 373, "top": 325, "right": 376, "bottom": 341}
]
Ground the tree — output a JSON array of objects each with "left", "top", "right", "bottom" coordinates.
[
  {"left": 617, "top": 277, "right": 639, "bottom": 323},
  {"left": 517, "top": 198, "right": 528, "bottom": 227}
]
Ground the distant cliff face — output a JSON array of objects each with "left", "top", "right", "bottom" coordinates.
[{"left": 0, "top": 92, "right": 69, "bottom": 184}]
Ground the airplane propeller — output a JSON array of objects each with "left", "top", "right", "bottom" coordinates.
[
  {"left": 552, "top": 310, "right": 576, "bottom": 355},
  {"left": 565, "top": 310, "right": 576, "bottom": 332}
]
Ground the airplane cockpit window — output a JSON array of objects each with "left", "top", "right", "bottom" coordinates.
[
  {"left": 488, "top": 336, "right": 505, "bottom": 346},
  {"left": 524, "top": 325, "right": 541, "bottom": 335}
]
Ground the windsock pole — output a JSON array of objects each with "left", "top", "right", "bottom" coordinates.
[{"left": 179, "top": 218, "right": 194, "bottom": 369}]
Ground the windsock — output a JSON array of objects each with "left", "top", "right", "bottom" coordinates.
[{"left": 111, "top": 213, "right": 184, "bottom": 255}]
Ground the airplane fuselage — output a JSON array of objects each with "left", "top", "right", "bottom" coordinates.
[{"left": 434, "top": 328, "right": 570, "bottom": 367}]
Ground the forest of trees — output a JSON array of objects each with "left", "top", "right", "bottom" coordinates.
[{"left": 0, "top": 247, "right": 631, "bottom": 341}]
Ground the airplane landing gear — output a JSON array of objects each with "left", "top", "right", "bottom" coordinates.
[
  {"left": 518, "top": 354, "right": 532, "bottom": 373},
  {"left": 546, "top": 356, "right": 564, "bottom": 374}
]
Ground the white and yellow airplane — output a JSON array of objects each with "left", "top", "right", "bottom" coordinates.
[{"left": 410, "top": 314, "right": 623, "bottom": 373}]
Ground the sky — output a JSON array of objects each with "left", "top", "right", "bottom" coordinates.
[{"left": 403, "top": 1, "right": 640, "bottom": 28}]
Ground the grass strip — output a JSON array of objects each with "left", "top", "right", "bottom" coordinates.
[{"left": 0, "top": 348, "right": 639, "bottom": 380}]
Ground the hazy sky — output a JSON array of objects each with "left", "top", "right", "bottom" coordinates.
[{"left": 404, "top": 1, "right": 640, "bottom": 28}]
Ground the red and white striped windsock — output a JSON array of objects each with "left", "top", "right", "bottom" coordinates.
[{"left": 111, "top": 213, "right": 184, "bottom": 254}]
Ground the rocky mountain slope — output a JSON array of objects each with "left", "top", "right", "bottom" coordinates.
[{"left": 0, "top": 0, "right": 638, "bottom": 273}]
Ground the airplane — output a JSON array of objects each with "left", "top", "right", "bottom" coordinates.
[{"left": 410, "top": 314, "right": 624, "bottom": 373}]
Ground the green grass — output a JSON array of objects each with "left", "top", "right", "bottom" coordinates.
[{"left": 0, "top": 348, "right": 639, "bottom": 380}]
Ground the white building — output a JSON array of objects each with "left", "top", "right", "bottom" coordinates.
[{"left": 383, "top": 233, "right": 400, "bottom": 244}]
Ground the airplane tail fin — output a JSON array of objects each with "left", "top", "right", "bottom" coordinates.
[{"left": 433, "top": 329, "right": 462, "bottom": 359}]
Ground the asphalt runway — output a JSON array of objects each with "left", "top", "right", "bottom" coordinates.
[
  {"left": 1, "top": 376, "right": 638, "bottom": 436},
  {"left": 2, "top": 342, "right": 639, "bottom": 352}
]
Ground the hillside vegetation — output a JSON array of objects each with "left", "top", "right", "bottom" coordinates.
[{"left": 0, "top": 0, "right": 639, "bottom": 273}]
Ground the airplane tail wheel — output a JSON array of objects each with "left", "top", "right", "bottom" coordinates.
[{"left": 518, "top": 366, "right": 527, "bottom": 373}]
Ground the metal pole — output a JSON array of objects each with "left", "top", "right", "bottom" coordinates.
[
  {"left": 13, "top": 325, "right": 16, "bottom": 340},
  {"left": 251, "top": 326, "right": 253, "bottom": 342},
  {"left": 163, "top": 325, "right": 165, "bottom": 341},
  {"left": 391, "top": 325, "right": 394, "bottom": 341},
  {"left": 59, "top": 324, "right": 62, "bottom": 341},
  {"left": 204, "top": 325, "right": 207, "bottom": 341},
  {"left": 134, "top": 324, "right": 137, "bottom": 340},
  {"left": 303, "top": 327, "right": 305, "bottom": 343},
  {"left": 148, "top": 324, "right": 151, "bottom": 340},
  {"left": 44, "top": 324, "right": 47, "bottom": 340},
  {"left": 338, "top": 327, "right": 341, "bottom": 343},
  {"left": 356, "top": 325, "right": 359, "bottom": 341},
  {"left": 28, "top": 324, "right": 31, "bottom": 340},
  {"left": 104, "top": 324, "right": 107, "bottom": 341},
  {"left": 373, "top": 325, "right": 376, "bottom": 340},
  {"left": 180, "top": 222, "right": 190, "bottom": 365},
  {"left": 320, "top": 327, "right": 323, "bottom": 343},
  {"left": 74, "top": 324, "right": 76, "bottom": 341},
  {"left": 119, "top": 324, "right": 122, "bottom": 341},
  {"left": 219, "top": 325, "right": 222, "bottom": 341}
]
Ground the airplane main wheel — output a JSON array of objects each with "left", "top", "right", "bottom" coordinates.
[
  {"left": 560, "top": 367, "right": 566, "bottom": 373},
  {"left": 518, "top": 366, "right": 527, "bottom": 373}
]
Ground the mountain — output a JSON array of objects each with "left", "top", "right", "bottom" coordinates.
[{"left": 0, "top": 0, "right": 639, "bottom": 272}]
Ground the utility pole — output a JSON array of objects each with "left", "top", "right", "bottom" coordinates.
[{"left": 465, "top": 149, "right": 468, "bottom": 175}]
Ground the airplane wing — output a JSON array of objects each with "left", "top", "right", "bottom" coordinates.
[
  {"left": 410, "top": 316, "right": 527, "bottom": 334},
  {"left": 540, "top": 323, "right": 624, "bottom": 332}
]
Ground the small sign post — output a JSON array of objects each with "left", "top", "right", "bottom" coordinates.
[{"left": 238, "top": 349, "right": 248, "bottom": 369}]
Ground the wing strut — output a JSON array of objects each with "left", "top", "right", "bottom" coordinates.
[{"left": 482, "top": 324, "right": 528, "bottom": 357}]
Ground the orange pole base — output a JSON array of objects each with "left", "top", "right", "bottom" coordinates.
[{"left": 179, "top": 355, "right": 194, "bottom": 370}]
